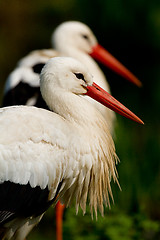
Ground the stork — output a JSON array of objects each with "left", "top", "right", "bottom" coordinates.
[
  {"left": 3, "top": 21, "right": 142, "bottom": 240},
  {"left": 0, "top": 57, "right": 143, "bottom": 240}
]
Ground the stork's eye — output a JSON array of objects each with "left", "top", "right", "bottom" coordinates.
[
  {"left": 82, "top": 34, "right": 89, "bottom": 40},
  {"left": 32, "top": 63, "right": 45, "bottom": 74},
  {"left": 74, "top": 73, "right": 86, "bottom": 82}
]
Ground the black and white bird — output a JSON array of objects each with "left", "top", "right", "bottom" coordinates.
[{"left": 0, "top": 57, "right": 143, "bottom": 240}]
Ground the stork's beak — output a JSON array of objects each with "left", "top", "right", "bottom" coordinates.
[
  {"left": 85, "top": 82, "right": 144, "bottom": 124},
  {"left": 90, "top": 44, "right": 142, "bottom": 87}
]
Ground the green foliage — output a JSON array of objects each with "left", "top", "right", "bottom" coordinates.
[{"left": 29, "top": 206, "right": 160, "bottom": 240}]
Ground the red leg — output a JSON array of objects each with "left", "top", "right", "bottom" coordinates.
[{"left": 56, "top": 201, "right": 65, "bottom": 240}]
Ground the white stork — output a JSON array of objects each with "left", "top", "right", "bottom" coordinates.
[
  {"left": 0, "top": 57, "right": 143, "bottom": 240},
  {"left": 2, "top": 21, "right": 142, "bottom": 240}
]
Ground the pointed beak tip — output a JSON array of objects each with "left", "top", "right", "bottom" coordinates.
[
  {"left": 138, "top": 119, "right": 144, "bottom": 125},
  {"left": 134, "top": 78, "right": 143, "bottom": 88}
]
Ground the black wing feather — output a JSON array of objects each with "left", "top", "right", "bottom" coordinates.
[
  {"left": 0, "top": 180, "right": 63, "bottom": 225},
  {"left": 2, "top": 81, "right": 48, "bottom": 109}
]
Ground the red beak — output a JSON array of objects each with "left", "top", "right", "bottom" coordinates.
[
  {"left": 90, "top": 44, "right": 142, "bottom": 87},
  {"left": 85, "top": 82, "right": 144, "bottom": 124}
]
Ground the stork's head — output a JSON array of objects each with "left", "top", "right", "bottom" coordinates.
[
  {"left": 51, "top": 21, "right": 142, "bottom": 87},
  {"left": 40, "top": 56, "right": 92, "bottom": 95},
  {"left": 40, "top": 57, "right": 143, "bottom": 124},
  {"left": 52, "top": 21, "right": 97, "bottom": 54}
]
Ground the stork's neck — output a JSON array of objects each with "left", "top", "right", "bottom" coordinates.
[
  {"left": 47, "top": 85, "right": 119, "bottom": 217},
  {"left": 43, "top": 87, "right": 103, "bottom": 128}
]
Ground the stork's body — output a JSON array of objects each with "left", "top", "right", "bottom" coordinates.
[{"left": 0, "top": 57, "right": 143, "bottom": 239}]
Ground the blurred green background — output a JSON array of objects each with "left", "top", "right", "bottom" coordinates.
[{"left": 0, "top": 0, "right": 160, "bottom": 239}]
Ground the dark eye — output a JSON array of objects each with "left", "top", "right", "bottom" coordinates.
[
  {"left": 32, "top": 63, "right": 45, "bottom": 74},
  {"left": 74, "top": 73, "right": 86, "bottom": 82},
  {"left": 81, "top": 34, "right": 89, "bottom": 40}
]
